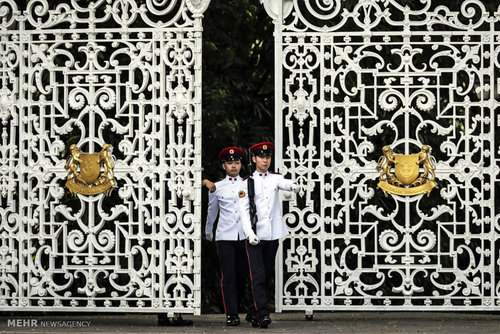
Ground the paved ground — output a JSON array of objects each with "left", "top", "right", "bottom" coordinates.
[{"left": 1, "top": 312, "right": 500, "bottom": 333}]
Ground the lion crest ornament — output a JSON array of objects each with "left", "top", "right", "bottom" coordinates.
[
  {"left": 377, "top": 145, "right": 436, "bottom": 196},
  {"left": 65, "top": 144, "right": 116, "bottom": 196}
]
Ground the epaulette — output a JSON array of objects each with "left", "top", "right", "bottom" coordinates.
[
  {"left": 242, "top": 176, "right": 249, "bottom": 181},
  {"left": 269, "top": 171, "right": 281, "bottom": 175},
  {"left": 214, "top": 178, "right": 224, "bottom": 183}
]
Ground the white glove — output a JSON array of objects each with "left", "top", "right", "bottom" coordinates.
[
  {"left": 248, "top": 234, "right": 260, "bottom": 245},
  {"left": 205, "top": 233, "right": 213, "bottom": 242},
  {"left": 291, "top": 183, "right": 300, "bottom": 193}
]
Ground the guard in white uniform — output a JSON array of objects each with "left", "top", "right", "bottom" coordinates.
[
  {"left": 238, "top": 142, "right": 299, "bottom": 329},
  {"left": 203, "top": 147, "right": 248, "bottom": 326}
]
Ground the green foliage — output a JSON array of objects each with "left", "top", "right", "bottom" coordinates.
[
  {"left": 200, "top": 0, "right": 275, "bottom": 314},
  {"left": 202, "top": 0, "right": 275, "bottom": 180}
]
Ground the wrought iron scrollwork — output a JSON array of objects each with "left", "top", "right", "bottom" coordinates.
[
  {"left": 0, "top": 0, "right": 208, "bottom": 313},
  {"left": 271, "top": 0, "right": 500, "bottom": 311}
]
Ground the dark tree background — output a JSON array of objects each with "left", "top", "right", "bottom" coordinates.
[
  {"left": 201, "top": 0, "right": 275, "bottom": 177},
  {"left": 200, "top": 0, "right": 275, "bottom": 314}
]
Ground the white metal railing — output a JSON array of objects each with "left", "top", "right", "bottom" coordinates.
[
  {"left": 264, "top": 0, "right": 500, "bottom": 312},
  {"left": 0, "top": 0, "right": 209, "bottom": 314}
]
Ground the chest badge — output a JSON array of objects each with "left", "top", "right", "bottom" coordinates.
[{"left": 238, "top": 190, "right": 245, "bottom": 198}]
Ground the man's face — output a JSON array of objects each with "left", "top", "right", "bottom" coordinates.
[
  {"left": 222, "top": 160, "right": 241, "bottom": 177},
  {"left": 252, "top": 155, "right": 271, "bottom": 173}
]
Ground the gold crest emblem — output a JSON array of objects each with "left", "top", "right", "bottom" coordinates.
[
  {"left": 238, "top": 190, "right": 245, "bottom": 198},
  {"left": 65, "top": 144, "right": 116, "bottom": 196},
  {"left": 229, "top": 149, "right": 234, "bottom": 154},
  {"left": 394, "top": 154, "right": 420, "bottom": 185},
  {"left": 377, "top": 145, "right": 436, "bottom": 196},
  {"left": 263, "top": 145, "right": 267, "bottom": 150}
]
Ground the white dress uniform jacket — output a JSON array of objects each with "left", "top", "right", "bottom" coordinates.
[
  {"left": 206, "top": 175, "right": 246, "bottom": 241},
  {"left": 239, "top": 171, "right": 295, "bottom": 241}
]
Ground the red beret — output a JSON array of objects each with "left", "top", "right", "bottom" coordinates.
[
  {"left": 249, "top": 142, "right": 274, "bottom": 156},
  {"left": 218, "top": 147, "right": 245, "bottom": 161}
]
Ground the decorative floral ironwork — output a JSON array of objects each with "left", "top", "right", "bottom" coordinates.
[
  {"left": 270, "top": 0, "right": 500, "bottom": 311},
  {"left": 0, "top": 0, "right": 208, "bottom": 313}
]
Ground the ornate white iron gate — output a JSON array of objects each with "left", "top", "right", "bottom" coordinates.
[
  {"left": 267, "top": 0, "right": 500, "bottom": 312},
  {"left": 0, "top": 0, "right": 208, "bottom": 314}
]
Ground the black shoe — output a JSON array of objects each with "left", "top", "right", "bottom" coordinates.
[
  {"left": 258, "top": 315, "right": 272, "bottom": 328},
  {"left": 157, "top": 314, "right": 193, "bottom": 326},
  {"left": 246, "top": 313, "right": 258, "bottom": 327},
  {"left": 226, "top": 315, "right": 240, "bottom": 326}
]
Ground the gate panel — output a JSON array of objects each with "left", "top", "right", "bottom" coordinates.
[
  {"left": 268, "top": 0, "right": 500, "bottom": 311},
  {"left": 0, "top": 0, "right": 208, "bottom": 313}
]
